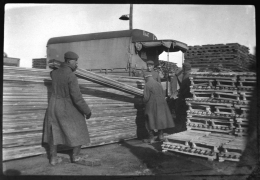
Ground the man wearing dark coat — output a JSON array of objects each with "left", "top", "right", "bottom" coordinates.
[
  {"left": 143, "top": 72, "right": 175, "bottom": 143},
  {"left": 43, "top": 51, "right": 92, "bottom": 165},
  {"left": 175, "top": 62, "right": 193, "bottom": 132}
]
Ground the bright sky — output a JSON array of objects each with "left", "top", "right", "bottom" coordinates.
[{"left": 4, "top": 4, "right": 256, "bottom": 68}]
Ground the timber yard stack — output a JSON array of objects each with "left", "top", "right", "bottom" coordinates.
[
  {"left": 3, "top": 65, "right": 145, "bottom": 161},
  {"left": 162, "top": 71, "right": 256, "bottom": 162},
  {"left": 159, "top": 60, "right": 178, "bottom": 71},
  {"left": 247, "top": 54, "right": 257, "bottom": 70},
  {"left": 158, "top": 60, "right": 178, "bottom": 79},
  {"left": 32, "top": 58, "right": 47, "bottom": 69},
  {"left": 184, "top": 43, "right": 255, "bottom": 72}
]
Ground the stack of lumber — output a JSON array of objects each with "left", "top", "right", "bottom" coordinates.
[
  {"left": 3, "top": 66, "right": 145, "bottom": 161},
  {"left": 4, "top": 57, "right": 20, "bottom": 67},
  {"left": 158, "top": 60, "right": 178, "bottom": 70},
  {"left": 234, "top": 72, "right": 256, "bottom": 137},
  {"left": 162, "top": 71, "right": 256, "bottom": 162},
  {"left": 32, "top": 58, "right": 47, "bottom": 69},
  {"left": 247, "top": 54, "right": 256, "bottom": 68},
  {"left": 158, "top": 60, "right": 178, "bottom": 79},
  {"left": 184, "top": 43, "right": 254, "bottom": 72}
]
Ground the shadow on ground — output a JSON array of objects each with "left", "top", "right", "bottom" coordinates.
[
  {"left": 118, "top": 139, "right": 215, "bottom": 176},
  {"left": 3, "top": 169, "right": 21, "bottom": 176}
]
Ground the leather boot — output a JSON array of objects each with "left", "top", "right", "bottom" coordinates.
[
  {"left": 71, "top": 145, "right": 82, "bottom": 163},
  {"left": 148, "top": 130, "right": 155, "bottom": 144},
  {"left": 49, "top": 145, "right": 62, "bottom": 165},
  {"left": 158, "top": 130, "right": 164, "bottom": 141}
]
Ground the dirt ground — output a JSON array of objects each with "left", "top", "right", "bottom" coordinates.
[{"left": 2, "top": 139, "right": 257, "bottom": 179}]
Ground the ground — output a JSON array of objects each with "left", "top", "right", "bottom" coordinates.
[{"left": 2, "top": 139, "right": 257, "bottom": 179}]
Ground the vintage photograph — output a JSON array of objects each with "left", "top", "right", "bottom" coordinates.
[{"left": 3, "top": 4, "right": 258, "bottom": 179}]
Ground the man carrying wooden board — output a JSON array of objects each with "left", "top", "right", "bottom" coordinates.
[{"left": 43, "top": 51, "right": 92, "bottom": 166}]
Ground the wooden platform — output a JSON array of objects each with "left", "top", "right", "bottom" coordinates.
[{"left": 162, "top": 71, "right": 255, "bottom": 162}]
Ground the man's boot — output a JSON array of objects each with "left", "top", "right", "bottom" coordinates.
[
  {"left": 71, "top": 145, "right": 88, "bottom": 163},
  {"left": 142, "top": 130, "right": 155, "bottom": 144},
  {"left": 49, "top": 145, "right": 62, "bottom": 165},
  {"left": 158, "top": 130, "right": 164, "bottom": 141},
  {"left": 148, "top": 130, "right": 155, "bottom": 144}
]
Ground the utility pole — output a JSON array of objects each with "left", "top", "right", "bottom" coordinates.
[
  {"left": 119, "top": 4, "right": 133, "bottom": 30},
  {"left": 129, "top": 4, "right": 133, "bottom": 30}
]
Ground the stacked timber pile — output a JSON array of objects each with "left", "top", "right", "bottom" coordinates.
[
  {"left": 3, "top": 66, "right": 145, "bottom": 161},
  {"left": 158, "top": 60, "right": 178, "bottom": 80},
  {"left": 247, "top": 54, "right": 257, "bottom": 71},
  {"left": 162, "top": 71, "right": 256, "bottom": 162},
  {"left": 158, "top": 60, "right": 178, "bottom": 71},
  {"left": 184, "top": 43, "right": 255, "bottom": 72},
  {"left": 4, "top": 57, "right": 20, "bottom": 67},
  {"left": 32, "top": 58, "right": 47, "bottom": 69}
]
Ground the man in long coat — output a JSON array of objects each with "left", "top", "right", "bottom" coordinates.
[
  {"left": 143, "top": 72, "right": 175, "bottom": 143},
  {"left": 43, "top": 51, "right": 92, "bottom": 165},
  {"left": 176, "top": 62, "right": 192, "bottom": 132}
]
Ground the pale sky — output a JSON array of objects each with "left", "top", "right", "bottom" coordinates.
[{"left": 4, "top": 4, "right": 256, "bottom": 68}]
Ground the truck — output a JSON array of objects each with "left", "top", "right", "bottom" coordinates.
[{"left": 46, "top": 29, "right": 188, "bottom": 77}]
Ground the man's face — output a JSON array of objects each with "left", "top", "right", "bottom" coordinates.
[
  {"left": 147, "top": 64, "right": 154, "bottom": 72},
  {"left": 69, "top": 59, "right": 78, "bottom": 71}
]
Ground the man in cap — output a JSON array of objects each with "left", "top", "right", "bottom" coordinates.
[
  {"left": 175, "top": 62, "right": 192, "bottom": 132},
  {"left": 43, "top": 51, "right": 92, "bottom": 165},
  {"left": 142, "top": 72, "right": 175, "bottom": 143},
  {"left": 146, "top": 60, "right": 161, "bottom": 83}
]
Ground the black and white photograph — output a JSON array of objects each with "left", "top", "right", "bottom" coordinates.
[{"left": 3, "top": 3, "right": 258, "bottom": 179}]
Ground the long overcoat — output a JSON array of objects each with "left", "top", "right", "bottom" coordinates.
[
  {"left": 143, "top": 77, "right": 175, "bottom": 130},
  {"left": 43, "top": 63, "right": 91, "bottom": 147},
  {"left": 178, "top": 70, "right": 192, "bottom": 100},
  {"left": 176, "top": 70, "right": 192, "bottom": 116}
]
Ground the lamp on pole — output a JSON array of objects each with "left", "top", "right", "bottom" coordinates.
[{"left": 119, "top": 4, "right": 133, "bottom": 30}]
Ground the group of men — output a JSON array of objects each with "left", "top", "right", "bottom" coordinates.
[
  {"left": 141, "top": 60, "right": 192, "bottom": 143},
  {"left": 43, "top": 51, "right": 192, "bottom": 166}
]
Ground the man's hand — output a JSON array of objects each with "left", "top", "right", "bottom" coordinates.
[
  {"left": 170, "top": 91, "right": 179, "bottom": 99},
  {"left": 85, "top": 112, "right": 92, "bottom": 119}
]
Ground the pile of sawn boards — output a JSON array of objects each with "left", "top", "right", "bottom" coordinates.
[
  {"left": 162, "top": 71, "right": 256, "bottom": 162},
  {"left": 3, "top": 66, "right": 145, "bottom": 161},
  {"left": 32, "top": 58, "right": 47, "bottom": 69},
  {"left": 184, "top": 43, "right": 256, "bottom": 72}
]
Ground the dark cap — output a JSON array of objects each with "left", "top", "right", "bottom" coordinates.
[
  {"left": 182, "top": 62, "right": 191, "bottom": 70},
  {"left": 146, "top": 60, "right": 154, "bottom": 65},
  {"left": 64, "top": 51, "right": 79, "bottom": 60}
]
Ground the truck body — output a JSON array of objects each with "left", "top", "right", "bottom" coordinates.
[
  {"left": 47, "top": 29, "right": 158, "bottom": 75},
  {"left": 47, "top": 29, "right": 188, "bottom": 76}
]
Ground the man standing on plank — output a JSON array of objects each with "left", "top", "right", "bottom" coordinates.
[
  {"left": 43, "top": 51, "right": 92, "bottom": 165},
  {"left": 142, "top": 72, "right": 175, "bottom": 143}
]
